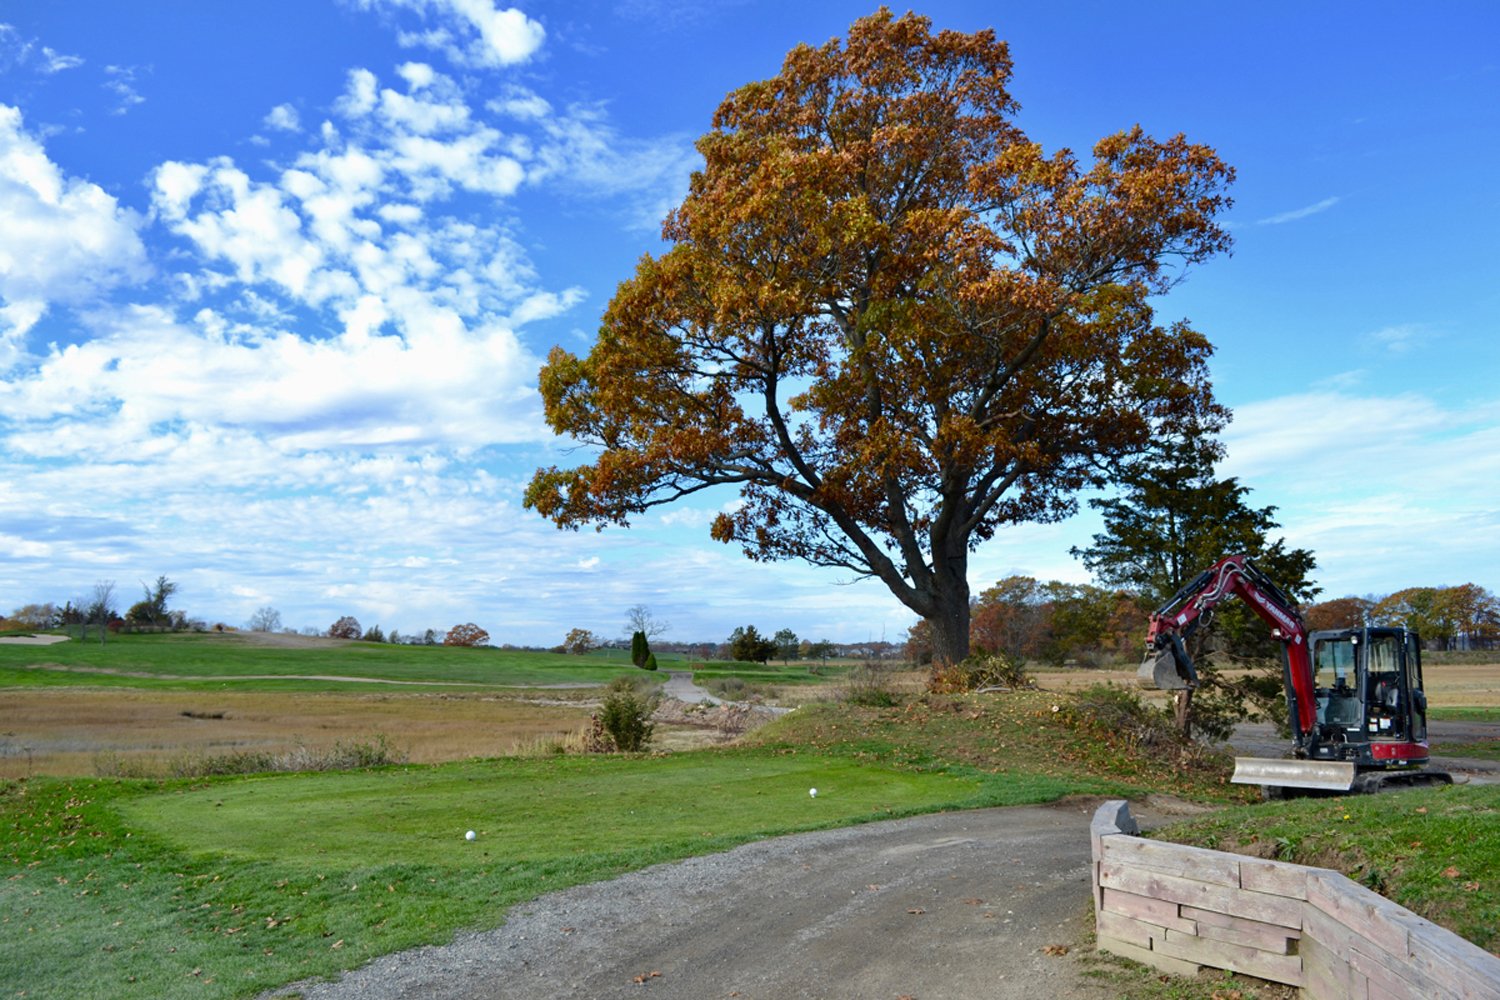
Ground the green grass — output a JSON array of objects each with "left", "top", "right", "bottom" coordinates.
[
  {"left": 0, "top": 632, "right": 646, "bottom": 690},
  {"left": 1149, "top": 784, "right": 1500, "bottom": 952},
  {"left": 1433, "top": 740, "right": 1500, "bottom": 761},
  {"left": 1429, "top": 706, "right": 1500, "bottom": 722},
  {"left": 1, "top": 749, "right": 1076, "bottom": 1000}
]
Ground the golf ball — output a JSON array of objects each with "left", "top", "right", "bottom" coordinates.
[
  {"left": 809, "top": 788, "right": 817, "bottom": 798},
  {"left": 465, "top": 830, "right": 476, "bottom": 841}
]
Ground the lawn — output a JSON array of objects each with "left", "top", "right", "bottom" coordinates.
[
  {"left": 0, "top": 749, "right": 1079, "bottom": 1000},
  {"left": 0, "top": 632, "right": 645, "bottom": 689}
]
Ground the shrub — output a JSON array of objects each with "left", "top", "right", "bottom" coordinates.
[
  {"left": 599, "top": 676, "right": 657, "bottom": 751},
  {"left": 642, "top": 651, "right": 658, "bottom": 671},
  {"left": 630, "top": 629, "right": 649, "bottom": 667}
]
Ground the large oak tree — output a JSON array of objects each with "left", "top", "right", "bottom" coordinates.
[{"left": 526, "top": 10, "right": 1233, "bottom": 664}]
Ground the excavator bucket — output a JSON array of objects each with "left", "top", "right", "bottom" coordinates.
[
  {"left": 1137, "top": 645, "right": 1191, "bottom": 690},
  {"left": 1230, "top": 757, "right": 1356, "bottom": 792}
]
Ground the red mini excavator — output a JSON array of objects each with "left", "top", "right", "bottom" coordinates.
[{"left": 1141, "top": 554, "right": 1451, "bottom": 794}]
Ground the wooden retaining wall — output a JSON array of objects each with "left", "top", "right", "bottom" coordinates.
[{"left": 1090, "top": 800, "right": 1500, "bottom": 999}]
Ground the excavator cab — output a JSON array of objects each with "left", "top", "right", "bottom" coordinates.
[{"left": 1307, "top": 627, "right": 1429, "bottom": 760}]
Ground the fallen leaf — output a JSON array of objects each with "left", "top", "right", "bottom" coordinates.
[
  {"left": 982, "top": 912, "right": 995, "bottom": 919},
  {"left": 962, "top": 898, "right": 984, "bottom": 906},
  {"left": 1464, "top": 881, "right": 1480, "bottom": 892},
  {"left": 1441, "top": 866, "right": 1461, "bottom": 879},
  {"left": 331, "top": 939, "right": 344, "bottom": 949},
  {"left": 1416, "top": 807, "right": 1427, "bottom": 814},
  {"left": 1042, "top": 944, "right": 1069, "bottom": 956},
  {"left": 906, "top": 907, "right": 926, "bottom": 915}
]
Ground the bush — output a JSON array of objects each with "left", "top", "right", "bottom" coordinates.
[
  {"left": 598, "top": 676, "right": 657, "bottom": 752},
  {"left": 643, "top": 651, "right": 658, "bottom": 671}
]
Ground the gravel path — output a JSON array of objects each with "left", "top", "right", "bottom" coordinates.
[{"left": 262, "top": 799, "right": 1142, "bottom": 1000}]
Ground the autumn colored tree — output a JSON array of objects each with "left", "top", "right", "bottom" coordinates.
[
  {"left": 562, "top": 627, "right": 598, "bottom": 655},
  {"left": 328, "top": 615, "right": 361, "bottom": 640},
  {"left": 1302, "top": 596, "right": 1374, "bottom": 632},
  {"left": 445, "top": 623, "right": 490, "bottom": 647},
  {"left": 525, "top": 10, "right": 1233, "bottom": 665}
]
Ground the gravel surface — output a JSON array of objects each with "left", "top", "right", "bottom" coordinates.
[{"left": 261, "top": 799, "right": 1148, "bottom": 1000}]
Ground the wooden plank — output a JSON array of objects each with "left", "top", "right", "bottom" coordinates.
[
  {"left": 1098, "top": 861, "right": 1303, "bottom": 928},
  {"left": 1350, "top": 940, "right": 1436, "bottom": 1000},
  {"left": 1096, "top": 909, "right": 1158, "bottom": 950},
  {"left": 1182, "top": 903, "right": 1304, "bottom": 940},
  {"left": 1306, "top": 872, "right": 1409, "bottom": 956},
  {"left": 1090, "top": 800, "right": 1137, "bottom": 859},
  {"left": 1158, "top": 928, "right": 1304, "bottom": 986},
  {"left": 1238, "top": 857, "right": 1315, "bottom": 899},
  {"left": 1096, "top": 933, "right": 1202, "bottom": 978},
  {"left": 1301, "top": 936, "right": 1355, "bottom": 1000},
  {"left": 1101, "top": 837, "right": 1241, "bottom": 887},
  {"left": 1102, "top": 888, "right": 1198, "bottom": 934},
  {"left": 1194, "top": 915, "right": 1298, "bottom": 956},
  {"left": 1400, "top": 921, "right": 1500, "bottom": 1000}
]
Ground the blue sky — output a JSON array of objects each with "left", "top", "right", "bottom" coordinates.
[{"left": 1, "top": 1, "right": 1496, "bottom": 644}]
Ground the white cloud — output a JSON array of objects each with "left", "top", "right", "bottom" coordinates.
[
  {"left": 0, "top": 105, "right": 148, "bottom": 355},
  {"left": 264, "top": 103, "right": 302, "bottom": 132},
  {"left": 1366, "top": 323, "right": 1432, "bottom": 354},
  {"left": 40, "top": 46, "right": 82, "bottom": 73},
  {"left": 361, "top": 0, "right": 544, "bottom": 68},
  {"left": 1221, "top": 392, "right": 1500, "bottom": 596},
  {"left": 1257, "top": 196, "right": 1340, "bottom": 225},
  {"left": 103, "top": 65, "right": 146, "bottom": 114}
]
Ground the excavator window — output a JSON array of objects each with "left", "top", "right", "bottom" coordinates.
[
  {"left": 1313, "top": 636, "right": 1360, "bottom": 729},
  {"left": 1364, "top": 634, "right": 1407, "bottom": 740}
]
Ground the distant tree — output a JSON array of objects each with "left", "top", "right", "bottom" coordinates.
[
  {"left": 247, "top": 606, "right": 282, "bottom": 632},
  {"left": 773, "top": 628, "right": 799, "bottom": 663},
  {"left": 805, "top": 639, "right": 835, "bottom": 663},
  {"left": 389, "top": 628, "right": 402, "bottom": 645},
  {"left": 728, "top": 625, "right": 776, "bottom": 664},
  {"left": 970, "top": 576, "right": 1048, "bottom": 660},
  {"left": 363, "top": 624, "right": 386, "bottom": 643},
  {"left": 445, "top": 623, "right": 490, "bottom": 647},
  {"left": 563, "top": 628, "right": 599, "bottom": 655},
  {"left": 329, "top": 615, "right": 362, "bottom": 640},
  {"left": 1302, "top": 597, "right": 1373, "bottom": 632},
  {"left": 125, "top": 576, "right": 179, "bottom": 630},
  {"left": 624, "top": 605, "right": 670, "bottom": 640},
  {"left": 9, "top": 603, "right": 58, "bottom": 629},
  {"left": 86, "top": 580, "right": 117, "bottom": 645},
  {"left": 1436, "top": 584, "right": 1500, "bottom": 649},
  {"left": 630, "top": 629, "right": 649, "bottom": 667},
  {"left": 422, "top": 628, "right": 438, "bottom": 646}
]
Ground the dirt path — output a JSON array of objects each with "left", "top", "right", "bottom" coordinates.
[{"left": 264, "top": 798, "right": 1161, "bottom": 1000}]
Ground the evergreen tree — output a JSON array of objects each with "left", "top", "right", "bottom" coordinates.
[{"left": 630, "top": 629, "right": 649, "bottom": 668}]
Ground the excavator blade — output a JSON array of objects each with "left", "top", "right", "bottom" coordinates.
[
  {"left": 1230, "top": 757, "right": 1356, "bottom": 792},
  {"left": 1137, "top": 646, "right": 1191, "bottom": 690}
]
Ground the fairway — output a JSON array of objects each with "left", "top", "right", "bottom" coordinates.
[
  {"left": 3, "top": 752, "right": 1029, "bottom": 1000},
  {"left": 121, "top": 752, "right": 986, "bottom": 869}
]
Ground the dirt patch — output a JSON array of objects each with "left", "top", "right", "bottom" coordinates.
[{"left": 0, "top": 689, "right": 594, "bottom": 778}]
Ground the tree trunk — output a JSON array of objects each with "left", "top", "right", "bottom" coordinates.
[
  {"left": 925, "top": 556, "right": 972, "bottom": 666},
  {"left": 1174, "top": 688, "right": 1193, "bottom": 736}
]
